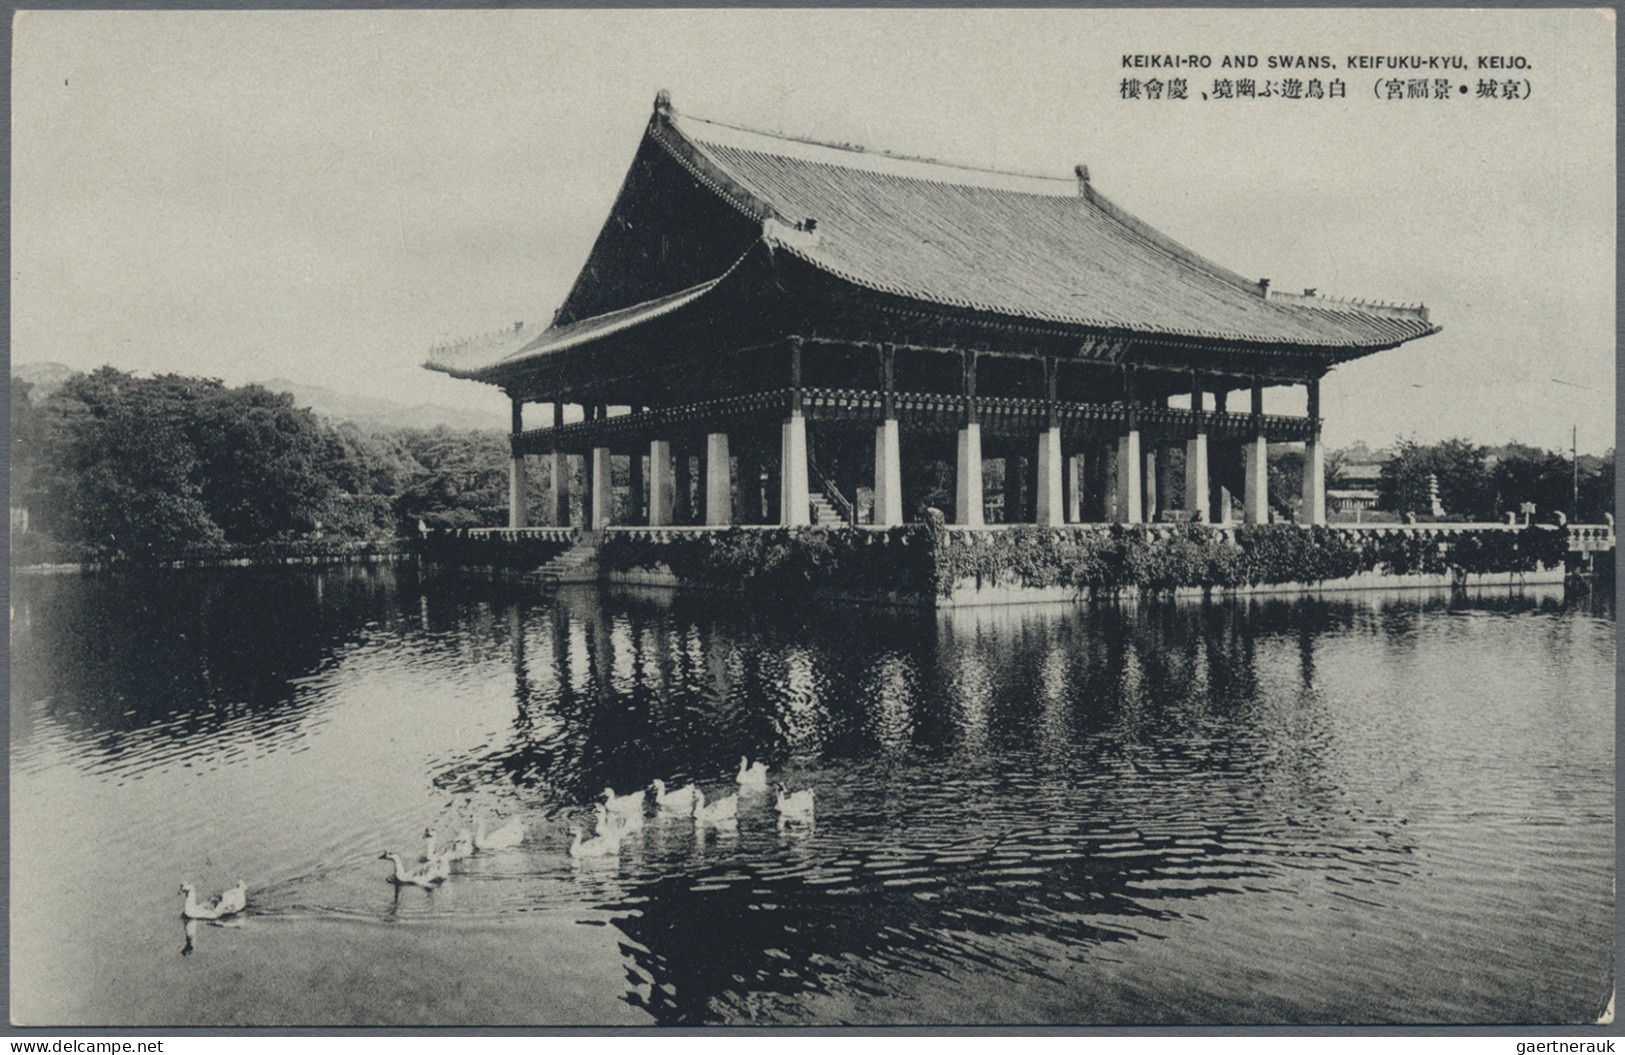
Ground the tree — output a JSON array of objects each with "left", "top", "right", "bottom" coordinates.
[
  {"left": 393, "top": 426, "right": 513, "bottom": 530},
  {"left": 44, "top": 368, "right": 223, "bottom": 557},
  {"left": 1490, "top": 443, "right": 1570, "bottom": 521},
  {"left": 190, "top": 382, "right": 337, "bottom": 542},
  {"left": 1379, "top": 437, "right": 1492, "bottom": 520}
]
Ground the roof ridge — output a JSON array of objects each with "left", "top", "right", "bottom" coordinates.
[{"left": 677, "top": 111, "right": 1077, "bottom": 188}]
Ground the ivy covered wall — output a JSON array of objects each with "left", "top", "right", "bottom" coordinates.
[{"left": 594, "top": 522, "right": 1574, "bottom": 602}]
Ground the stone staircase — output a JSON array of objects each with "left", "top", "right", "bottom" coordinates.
[
  {"left": 520, "top": 538, "right": 599, "bottom": 589},
  {"left": 808, "top": 493, "right": 844, "bottom": 525}
]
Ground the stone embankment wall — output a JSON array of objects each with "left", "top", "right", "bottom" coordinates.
[{"left": 420, "top": 522, "right": 1602, "bottom": 608}]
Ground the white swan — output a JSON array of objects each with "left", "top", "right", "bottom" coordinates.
[
  {"left": 568, "top": 824, "right": 621, "bottom": 859},
  {"left": 423, "top": 827, "right": 473, "bottom": 864},
  {"left": 602, "top": 786, "right": 645, "bottom": 830},
  {"left": 775, "top": 784, "right": 815, "bottom": 827},
  {"left": 380, "top": 851, "right": 449, "bottom": 888},
  {"left": 178, "top": 880, "right": 247, "bottom": 920},
  {"left": 650, "top": 778, "right": 699, "bottom": 815},
  {"left": 737, "top": 756, "right": 770, "bottom": 792},
  {"left": 695, "top": 788, "right": 739, "bottom": 828},
  {"left": 474, "top": 815, "right": 525, "bottom": 851}
]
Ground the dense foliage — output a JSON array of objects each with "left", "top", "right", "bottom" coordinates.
[
  {"left": 600, "top": 526, "right": 936, "bottom": 599},
  {"left": 1378, "top": 436, "right": 1614, "bottom": 522},
  {"left": 10, "top": 367, "right": 548, "bottom": 565},
  {"left": 597, "top": 522, "right": 1574, "bottom": 600}
]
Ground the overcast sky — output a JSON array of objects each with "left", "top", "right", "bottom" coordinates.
[{"left": 11, "top": 8, "right": 1615, "bottom": 453}]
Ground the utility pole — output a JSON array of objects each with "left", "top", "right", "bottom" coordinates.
[{"left": 1571, "top": 424, "right": 1579, "bottom": 522}]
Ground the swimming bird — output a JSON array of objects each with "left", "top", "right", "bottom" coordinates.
[
  {"left": 602, "top": 786, "right": 645, "bottom": 830},
  {"left": 650, "top": 778, "right": 700, "bottom": 815},
  {"left": 474, "top": 815, "right": 525, "bottom": 851},
  {"left": 737, "top": 756, "right": 770, "bottom": 793},
  {"left": 379, "top": 851, "right": 449, "bottom": 888},
  {"left": 178, "top": 880, "right": 247, "bottom": 920},
  {"left": 423, "top": 827, "right": 473, "bottom": 864},
  {"left": 775, "top": 784, "right": 815, "bottom": 827},
  {"left": 695, "top": 788, "right": 739, "bottom": 828},
  {"left": 568, "top": 824, "right": 621, "bottom": 859}
]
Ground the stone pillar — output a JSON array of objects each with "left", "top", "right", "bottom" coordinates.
[
  {"left": 781, "top": 415, "right": 810, "bottom": 526},
  {"left": 1302, "top": 438, "right": 1325, "bottom": 525},
  {"left": 648, "top": 439, "right": 673, "bottom": 526},
  {"left": 1243, "top": 376, "right": 1268, "bottom": 525},
  {"left": 873, "top": 418, "right": 902, "bottom": 528},
  {"left": 1185, "top": 433, "right": 1209, "bottom": 522},
  {"left": 705, "top": 431, "right": 732, "bottom": 526},
  {"left": 591, "top": 447, "right": 614, "bottom": 530},
  {"left": 1116, "top": 429, "right": 1142, "bottom": 524},
  {"left": 1066, "top": 452, "right": 1084, "bottom": 523},
  {"left": 508, "top": 399, "right": 527, "bottom": 529},
  {"left": 1142, "top": 445, "right": 1158, "bottom": 523},
  {"left": 1242, "top": 436, "right": 1269, "bottom": 524},
  {"left": 954, "top": 424, "right": 984, "bottom": 527},
  {"left": 1301, "top": 378, "right": 1325, "bottom": 525},
  {"left": 1117, "top": 365, "right": 1143, "bottom": 524},
  {"left": 1035, "top": 427, "right": 1064, "bottom": 526}
]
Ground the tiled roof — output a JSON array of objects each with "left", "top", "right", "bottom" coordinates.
[
  {"left": 666, "top": 111, "right": 1437, "bottom": 351},
  {"left": 426, "top": 276, "right": 725, "bottom": 380},
  {"left": 428, "top": 99, "right": 1438, "bottom": 382}
]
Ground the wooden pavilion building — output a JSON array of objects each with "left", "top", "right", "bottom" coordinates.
[{"left": 427, "top": 92, "right": 1439, "bottom": 532}]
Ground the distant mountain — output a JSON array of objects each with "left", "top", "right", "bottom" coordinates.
[
  {"left": 258, "top": 378, "right": 506, "bottom": 432},
  {"left": 12, "top": 361, "right": 76, "bottom": 401},
  {"left": 8, "top": 363, "right": 504, "bottom": 432}
]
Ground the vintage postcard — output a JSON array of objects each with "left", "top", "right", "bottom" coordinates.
[{"left": 9, "top": 8, "right": 1615, "bottom": 1033}]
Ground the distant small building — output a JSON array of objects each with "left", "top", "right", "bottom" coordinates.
[{"left": 1327, "top": 488, "right": 1379, "bottom": 514}]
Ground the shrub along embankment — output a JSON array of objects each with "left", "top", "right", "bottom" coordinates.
[
  {"left": 597, "top": 522, "right": 1573, "bottom": 605},
  {"left": 13, "top": 536, "right": 412, "bottom": 571}
]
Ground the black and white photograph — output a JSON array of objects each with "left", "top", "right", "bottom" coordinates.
[{"left": 8, "top": 8, "right": 1616, "bottom": 1030}]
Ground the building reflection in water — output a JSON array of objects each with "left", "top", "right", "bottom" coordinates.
[{"left": 415, "top": 588, "right": 1472, "bottom": 1023}]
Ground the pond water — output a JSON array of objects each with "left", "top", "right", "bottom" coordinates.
[{"left": 9, "top": 565, "right": 1614, "bottom": 1026}]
